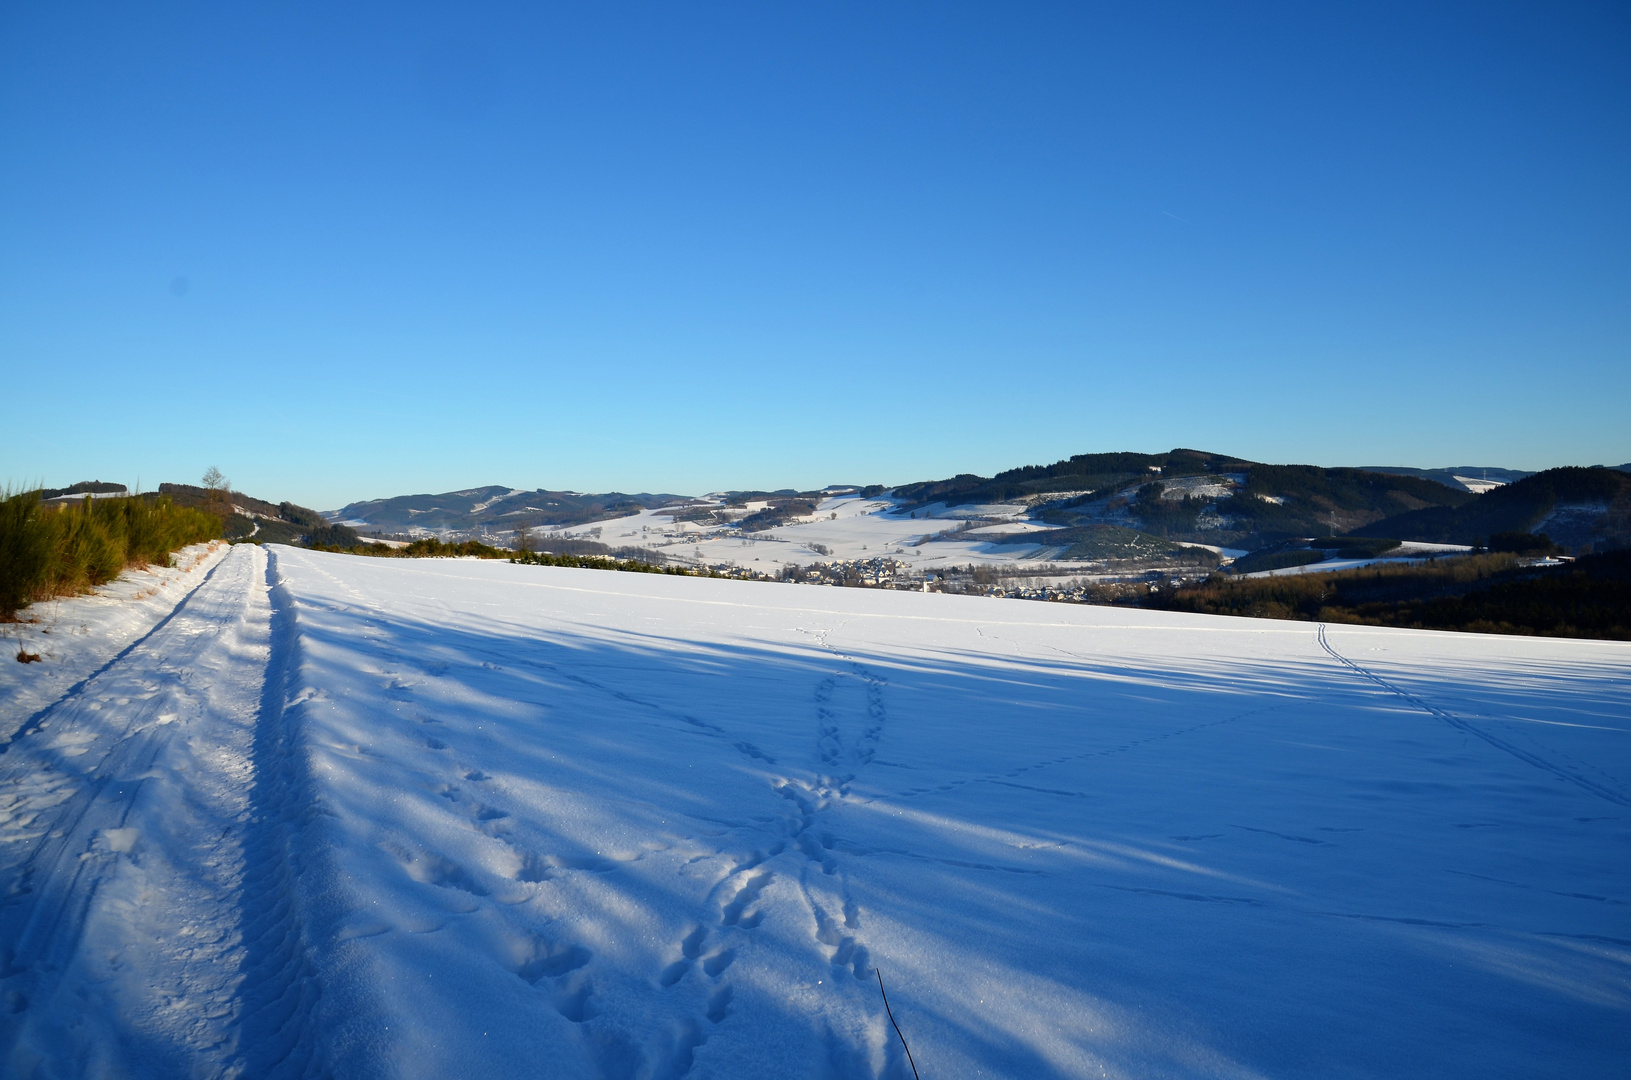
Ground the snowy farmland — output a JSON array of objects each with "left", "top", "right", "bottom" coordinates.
[
  {"left": 550, "top": 494, "right": 1056, "bottom": 572},
  {"left": 1, "top": 546, "right": 1628, "bottom": 1079}
]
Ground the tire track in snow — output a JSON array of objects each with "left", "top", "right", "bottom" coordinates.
[
  {"left": 231, "top": 547, "right": 324, "bottom": 1079},
  {"left": 0, "top": 546, "right": 277, "bottom": 1074},
  {"left": 0, "top": 549, "right": 241, "bottom": 966},
  {"left": 0, "top": 546, "right": 231, "bottom": 757},
  {"left": 1317, "top": 624, "right": 1631, "bottom": 807}
]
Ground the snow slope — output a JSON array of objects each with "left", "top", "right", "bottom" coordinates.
[{"left": 2, "top": 546, "right": 1628, "bottom": 1078}]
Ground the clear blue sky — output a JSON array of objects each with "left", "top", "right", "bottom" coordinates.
[{"left": 4, "top": 2, "right": 1627, "bottom": 508}]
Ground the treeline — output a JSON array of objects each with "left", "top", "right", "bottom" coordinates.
[
  {"left": 987, "top": 521, "right": 1220, "bottom": 566},
  {"left": 307, "top": 537, "right": 510, "bottom": 559},
  {"left": 37, "top": 480, "right": 127, "bottom": 499},
  {"left": 510, "top": 549, "right": 714, "bottom": 577},
  {"left": 331, "top": 487, "right": 683, "bottom": 535},
  {"left": 1130, "top": 482, "right": 1208, "bottom": 536},
  {"left": 888, "top": 450, "right": 1471, "bottom": 546},
  {"left": 1228, "top": 549, "right": 1328, "bottom": 574},
  {"left": 1152, "top": 551, "right": 1630, "bottom": 640},
  {"left": 738, "top": 499, "right": 817, "bottom": 532},
  {"left": 1, "top": 491, "right": 221, "bottom": 616},
  {"left": 306, "top": 535, "right": 741, "bottom": 580},
  {"left": 158, "top": 481, "right": 344, "bottom": 546}
]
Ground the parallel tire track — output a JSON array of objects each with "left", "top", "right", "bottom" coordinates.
[
  {"left": 0, "top": 546, "right": 332, "bottom": 1076},
  {"left": 0, "top": 547, "right": 260, "bottom": 1073}
]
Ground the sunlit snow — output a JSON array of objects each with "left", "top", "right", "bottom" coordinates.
[{"left": 1, "top": 545, "right": 1626, "bottom": 1078}]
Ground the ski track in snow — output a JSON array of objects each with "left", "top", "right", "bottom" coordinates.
[
  {"left": 1317, "top": 624, "right": 1631, "bottom": 807},
  {"left": 0, "top": 548, "right": 1627, "bottom": 1078}
]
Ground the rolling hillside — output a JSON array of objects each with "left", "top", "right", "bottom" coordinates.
[
  {"left": 894, "top": 449, "right": 1474, "bottom": 549},
  {"left": 332, "top": 486, "right": 687, "bottom": 536},
  {"left": 1357, "top": 466, "right": 1631, "bottom": 551}
]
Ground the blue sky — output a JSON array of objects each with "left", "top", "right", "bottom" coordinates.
[{"left": 3, "top": 2, "right": 1627, "bottom": 508}]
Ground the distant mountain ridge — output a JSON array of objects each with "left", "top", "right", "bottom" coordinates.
[
  {"left": 325, "top": 451, "right": 1630, "bottom": 555},
  {"left": 331, "top": 486, "right": 687, "bottom": 536},
  {"left": 892, "top": 449, "right": 1477, "bottom": 548}
]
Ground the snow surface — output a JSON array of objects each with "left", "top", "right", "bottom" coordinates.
[
  {"left": 1, "top": 545, "right": 1628, "bottom": 1078},
  {"left": 0, "top": 542, "right": 228, "bottom": 741}
]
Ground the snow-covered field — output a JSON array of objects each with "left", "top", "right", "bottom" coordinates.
[
  {"left": 1, "top": 546, "right": 1627, "bottom": 1078},
  {"left": 557, "top": 495, "right": 1067, "bottom": 571}
]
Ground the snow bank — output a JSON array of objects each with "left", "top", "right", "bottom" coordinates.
[{"left": 0, "top": 541, "right": 228, "bottom": 741}]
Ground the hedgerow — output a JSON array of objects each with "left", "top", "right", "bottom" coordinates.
[{"left": 0, "top": 491, "right": 221, "bottom": 617}]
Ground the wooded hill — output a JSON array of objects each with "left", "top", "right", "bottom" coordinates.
[
  {"left": 1225, "top": 466, "right": 1472, "bottom": 540},
  {"left": 332, "top": 486, "right": 686, "bottom": 535},
  {"left": 892, "top": 449, "right": 1253, "bottom": 507},
  {"left": 896, "top": 449, "right": 1475, "bottom": 550},
  {"left": 1351, "top": 466, "right": 1631, "bottom": 551},
  {"left": 158, "top": 483, "right": 356, "bottom": 547},
  {"left": 1359, "top": 465, "right": 1534, "bottom": 492}
]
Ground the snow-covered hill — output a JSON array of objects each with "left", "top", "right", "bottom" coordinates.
[
  {"left": 546, "top": 493, "right": 1082, "bottom": 573},
  {"left": 330, "top": 487, "right": 686, "bottom": 535},
  {"left": 1, "top": 548, "right": 1626, "bottom": 1078}
]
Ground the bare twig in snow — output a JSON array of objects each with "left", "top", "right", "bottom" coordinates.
[{"left": 876, "top": 968, "right": 920, "bottom": 1079}]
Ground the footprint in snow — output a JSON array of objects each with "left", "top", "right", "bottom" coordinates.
[
  {"left": 659, "top": 926, "right": 709, "bottom": 986},
  {"left": 515, "top": 939, "right": 592, "bottom": 984},
  {"left": 721, "top": 872, "right": 773, "bottom": 928}
]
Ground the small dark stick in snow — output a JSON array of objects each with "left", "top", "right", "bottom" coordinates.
[{"left": 876, "top": 969, "right": 920, "bottom": 1079}]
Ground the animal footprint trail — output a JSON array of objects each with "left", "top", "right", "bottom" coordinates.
[
  {"left": 645, "top": 888, "right": 753, "bottom": 1073},
  {"left": 702, "top": 947, "right": 736, "bottom": 977},
  {"left": 798, "top": 831, "right": 840, "bottom": 875},
  {"left": 659, "top": 926, "right": 709, "bottom": 986},
  {"left": 810, "top": 898, "right": 873, "bottom": 982},
  {"left": 721, "top": 871, "right": 774, "bottom": 928},
  {"left": 553, "top": 973, "right": 596, "bottom": 1024},
  {"left": 515, "top": 939, "right": 593, "bottom": 985},
  {"left": 705, "top": 985, "right": 733, "bottom": 1024},
  {"left": 655, "top": 629, "right": 889, "bottom": 1028},
  {"left": 804, "top": 630, "right": 891, "bottom": 793}
]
